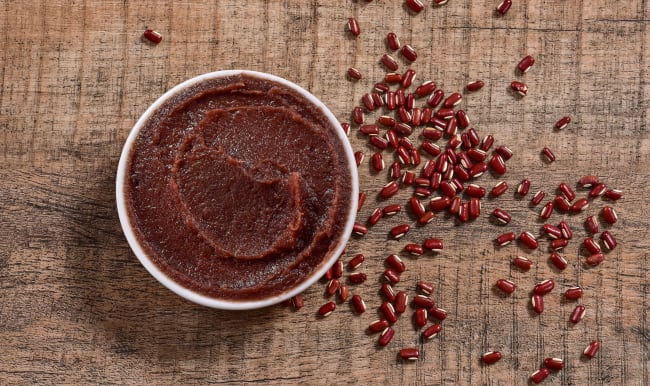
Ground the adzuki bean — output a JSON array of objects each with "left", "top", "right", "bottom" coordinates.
[{"left": 482, "top": 351, "right": 503, "bottom": 365}]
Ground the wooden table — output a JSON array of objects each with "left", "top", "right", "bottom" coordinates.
[{"left": 2, "top": 1, "right": 649, "bottom": 384}]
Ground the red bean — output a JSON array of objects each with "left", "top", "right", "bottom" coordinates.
[
  {"left": 543, "top": 224, "right": 562, "bottom": 239},
  {"left": 367, "top": 208, "right": 383, "bottom": 227},
  {"left": 381, "top": 54, "right": 399, "bottom": 71},
  {"left": 519, "top": 231, "right": 539, "bottom": 249},
  {"left": 422, "top": 323, "right": 442, "bottom": 340},
  {"left": 496, "top": 232, "right": 516, "bottom": 246},
  {"left": 405, "top": 0, "right": 425, "bottom": 12},
  {"left": 458, "top": 201, "right": 470, "bottom": 222},
  {"left": 583, "top": 237, "right": 602, "bottom": 254},
  {"left": 569, "top": 304, "right": 586, "bottom": 324},
  {"left": 531, "top": 294, "right": 544, "bottom": 314},
  {"left": 374, "top": 82, "right": 390, "bottom": 93},
  {"left": 338, "top": 285, "right": 349, "bottom": 302},
  {"left": 531, "top": 190, "right": 546, "bottom": 206},
  {"left": 540, "top": 201, "right": 554, "bottom": 219},
  {"left": 480, "top": 135, "right": 495, "bottom": 151},
  {"left": 332, "top": 259, "right": 343, "bottom": 279},
  {"left": 542, "top": 147, "right": 556, "bottom": 163},
  {"left": 371, "top": 152, "right": 384, "bottom": 171},
  {"left": 380, "top": 301, "right": 398, "bottom": 323},
  {"left": 495, "top": 145, "right": 513, "bottom": 160},
  {"left": 413, "top": 294, "right": 435, "bottom": 309},
  {"left": 400, "top": 44, "right": 417, "bottom": 61},
  {"left": 395, "top": 291, "right": 408, "bottom": 314},
  {"left": 513, "top": 256, "right": 533, "bottom": 271},
  {"left": 517, "top": 179, "right": 531, "bottom": 196},
  {"left": 362, "top": 94, "right": 375, "bottom": 111},
  {"left": 350, "top": 294, "right": 366, "bottom": 313},
  {"left": 549, "top": 252, "right": 568, "bottom": 270},
  {"left": 555, "top": 195, "right": 571, "bottom": 212},
  {"left": 590, "top": 183, "right": 608, "bottom": 197},
  {"left": 468, "top": 197, "right": 481, "bottom": 218},
  {"left": 378, "top": 327, "right": 395, "bottom": 346},
  {"left": 348, "top": 254, "right": 365, "bottom": 270},
  {"left": 318, "top": 301, "right": 336, "bottom": 317},
  {"left": 418, "top": 280, "right": 435, "bottom": 295},
  {"left": 564, "top": 286, "right": 583, "bottom": 300},
  {"left": 427, "top": 89, "right": 444, "bottom": 107},
  {"left": 586, "top": 252, "right": 605, "bottom": 266},
  {"left": 380, "top": 181, "right": 399, "bottom": 199},
  {"left": 386, "top": 254, "right": 406, "bottom": 273},
  {"left": 386, "top": 32, "right": 400, "bottom": 50},
  {"left": 496, "top": 279, "right": 516, "bottom": 294},
  {"left": 530, "top": 367, "right": 550, "bottom": 384},
  {"left": 559, "top": 221, "right": 573, "bottom": 239},
  {"left": 394, "top": 122, "right": 413, "bottom": 136},
  {"left": 443, "top": 92, "right": 463, "bottom": 108},
  {"left": 543, "top": 357, "right": 565, "bottom": 371},
  {"left": 510, "top": 81, "right": 528, "bottom": 96},
  {"left": 517, "top": 55, "right": 535, "bottom": 73},
  {"left": 385, "top": 72, "right": 402, "bottom": 84},
  {"left": 466, "top": 80, "right": 485, "bottom": 92},
  {"left": 489, "top": 154, "right": 507, "bottom": 175},
  {"left": 340, "top": 122, "right": 351, "bottom": 136},
  {"left": 354, "top": 151, "right": 364, "bottom": 167},
  {"left": 352, "top": 223, "right": 368, "bottom": 236},
  {"left": 369, "top": 319, "right": 389, "bottom": 333},
  {"left": 482, "top": 351, "right": 503, "bottom": 365},
  {"left": 456, "top": 110, "right": 471, "bottom": 127},
  {"left": 571, "top": 197, "right": 590, "bottom": 213},
  {"left": 600, "top": 230, "right": 617, "bottom": 250},
  {"left": 583, "top": 340, "right": 600, "bottom": 358},
  {"left": 496, "top": 0, "right": 512, "bottom": 15},
  {"left": 422, "top": 141, "right": 442, "bottom": 157},
  {"left": 579, "top": 175, "right": 599, "bottom": 187},
  {"left": 429, "top": 307, "right": 448, "bottom": 321},
  {"left": 143, "top": 29, "right": 163, "bottom": 44},
  {"left": 413, "top": 307, "right": 428, "bottom": 327},
  {"left": 466, "top": 148, "right": 486, "bottom": 162},
  {"left": 469, "top": 162, "right": 488, "bottom": 178},
  {"left": 405, "top": 243, "right": 424, "bottom": 256},
  {"left": 381, "top": 283, "right": 396, "bottom": 302},
  {"left": 423, "top": 238, "right": 444, "bottom": 252},
  {"left": 352, "top": 106, "right": 364, "bottom": 124},
  {"left": 347, "top": 67, "right": 362, "bottom": 80},
  {"left": 534, "top": 279, "right": 555, "bottom": 295},
  {"left": 585, "top": 215, "right": 599, "bottom": 234},
  {"left": 383, "top": 268, "right": 401, "bottom": 285},
  {"left": 402, "top": 170, "right": 416, "bottom": 185},
  {"left": 383, "top": 204, "right": 402, "bottom": 216},
  {"left": 349, "top": 272, "right": 367, "bottom": 284},
  {"left": 444, "top": 117, "right": 458, "bottom": 136},
  {"left": 326, "top": 279, "right": 340, "bottom": 296},
  {"left": 601, "top": 205, "right": 618, "bottom": 224},
  {"left": 290, "top": 294, "right": 304, "bottom": 310},
  {"left": 390, "top": 224, "right": 410, "bottom": 239},
  {"left": 604, "top": 188, "right": 623, "bottom": 200},
  {"left": 555, "top": 116, "right": 571, "bottom": 130},
  {"left": 347, "top": 17, "right": 360, "bottom": 36},
  {"left": 492, "top": 208, "right": 512, "bottom": 224},
  {"left": 399, "top": 347, "right": 420, "bottom": 360},
  {"left": 559, "top": 182, "right": 576, "bottom": 201},
  {"left": 491, "top": 181, "right": 509, "bottom": 197}
]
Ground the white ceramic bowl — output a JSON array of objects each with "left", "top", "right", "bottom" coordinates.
[{"left": 116, "top": 70, "right": 358, "bottom": 310}]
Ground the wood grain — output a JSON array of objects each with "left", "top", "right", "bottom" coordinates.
[{"left": 1, "top": 1, "right": 649, "bottom": 384}]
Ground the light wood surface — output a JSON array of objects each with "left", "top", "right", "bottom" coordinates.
[{"left": 1, "top": 1, "right": 649, "bottom": 384}]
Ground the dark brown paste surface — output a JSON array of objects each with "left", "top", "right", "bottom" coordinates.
[{"left": 125, "top": 74, "right": 353, "bottom": 301}]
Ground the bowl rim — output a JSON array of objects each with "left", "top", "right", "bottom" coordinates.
[{"left": 115, "top": 70, "right": 358, "bottom": 310}]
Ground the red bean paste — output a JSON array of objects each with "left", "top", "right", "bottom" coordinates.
[{"left": 125, "top": 74, "right": 353, "bottom": 301}]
